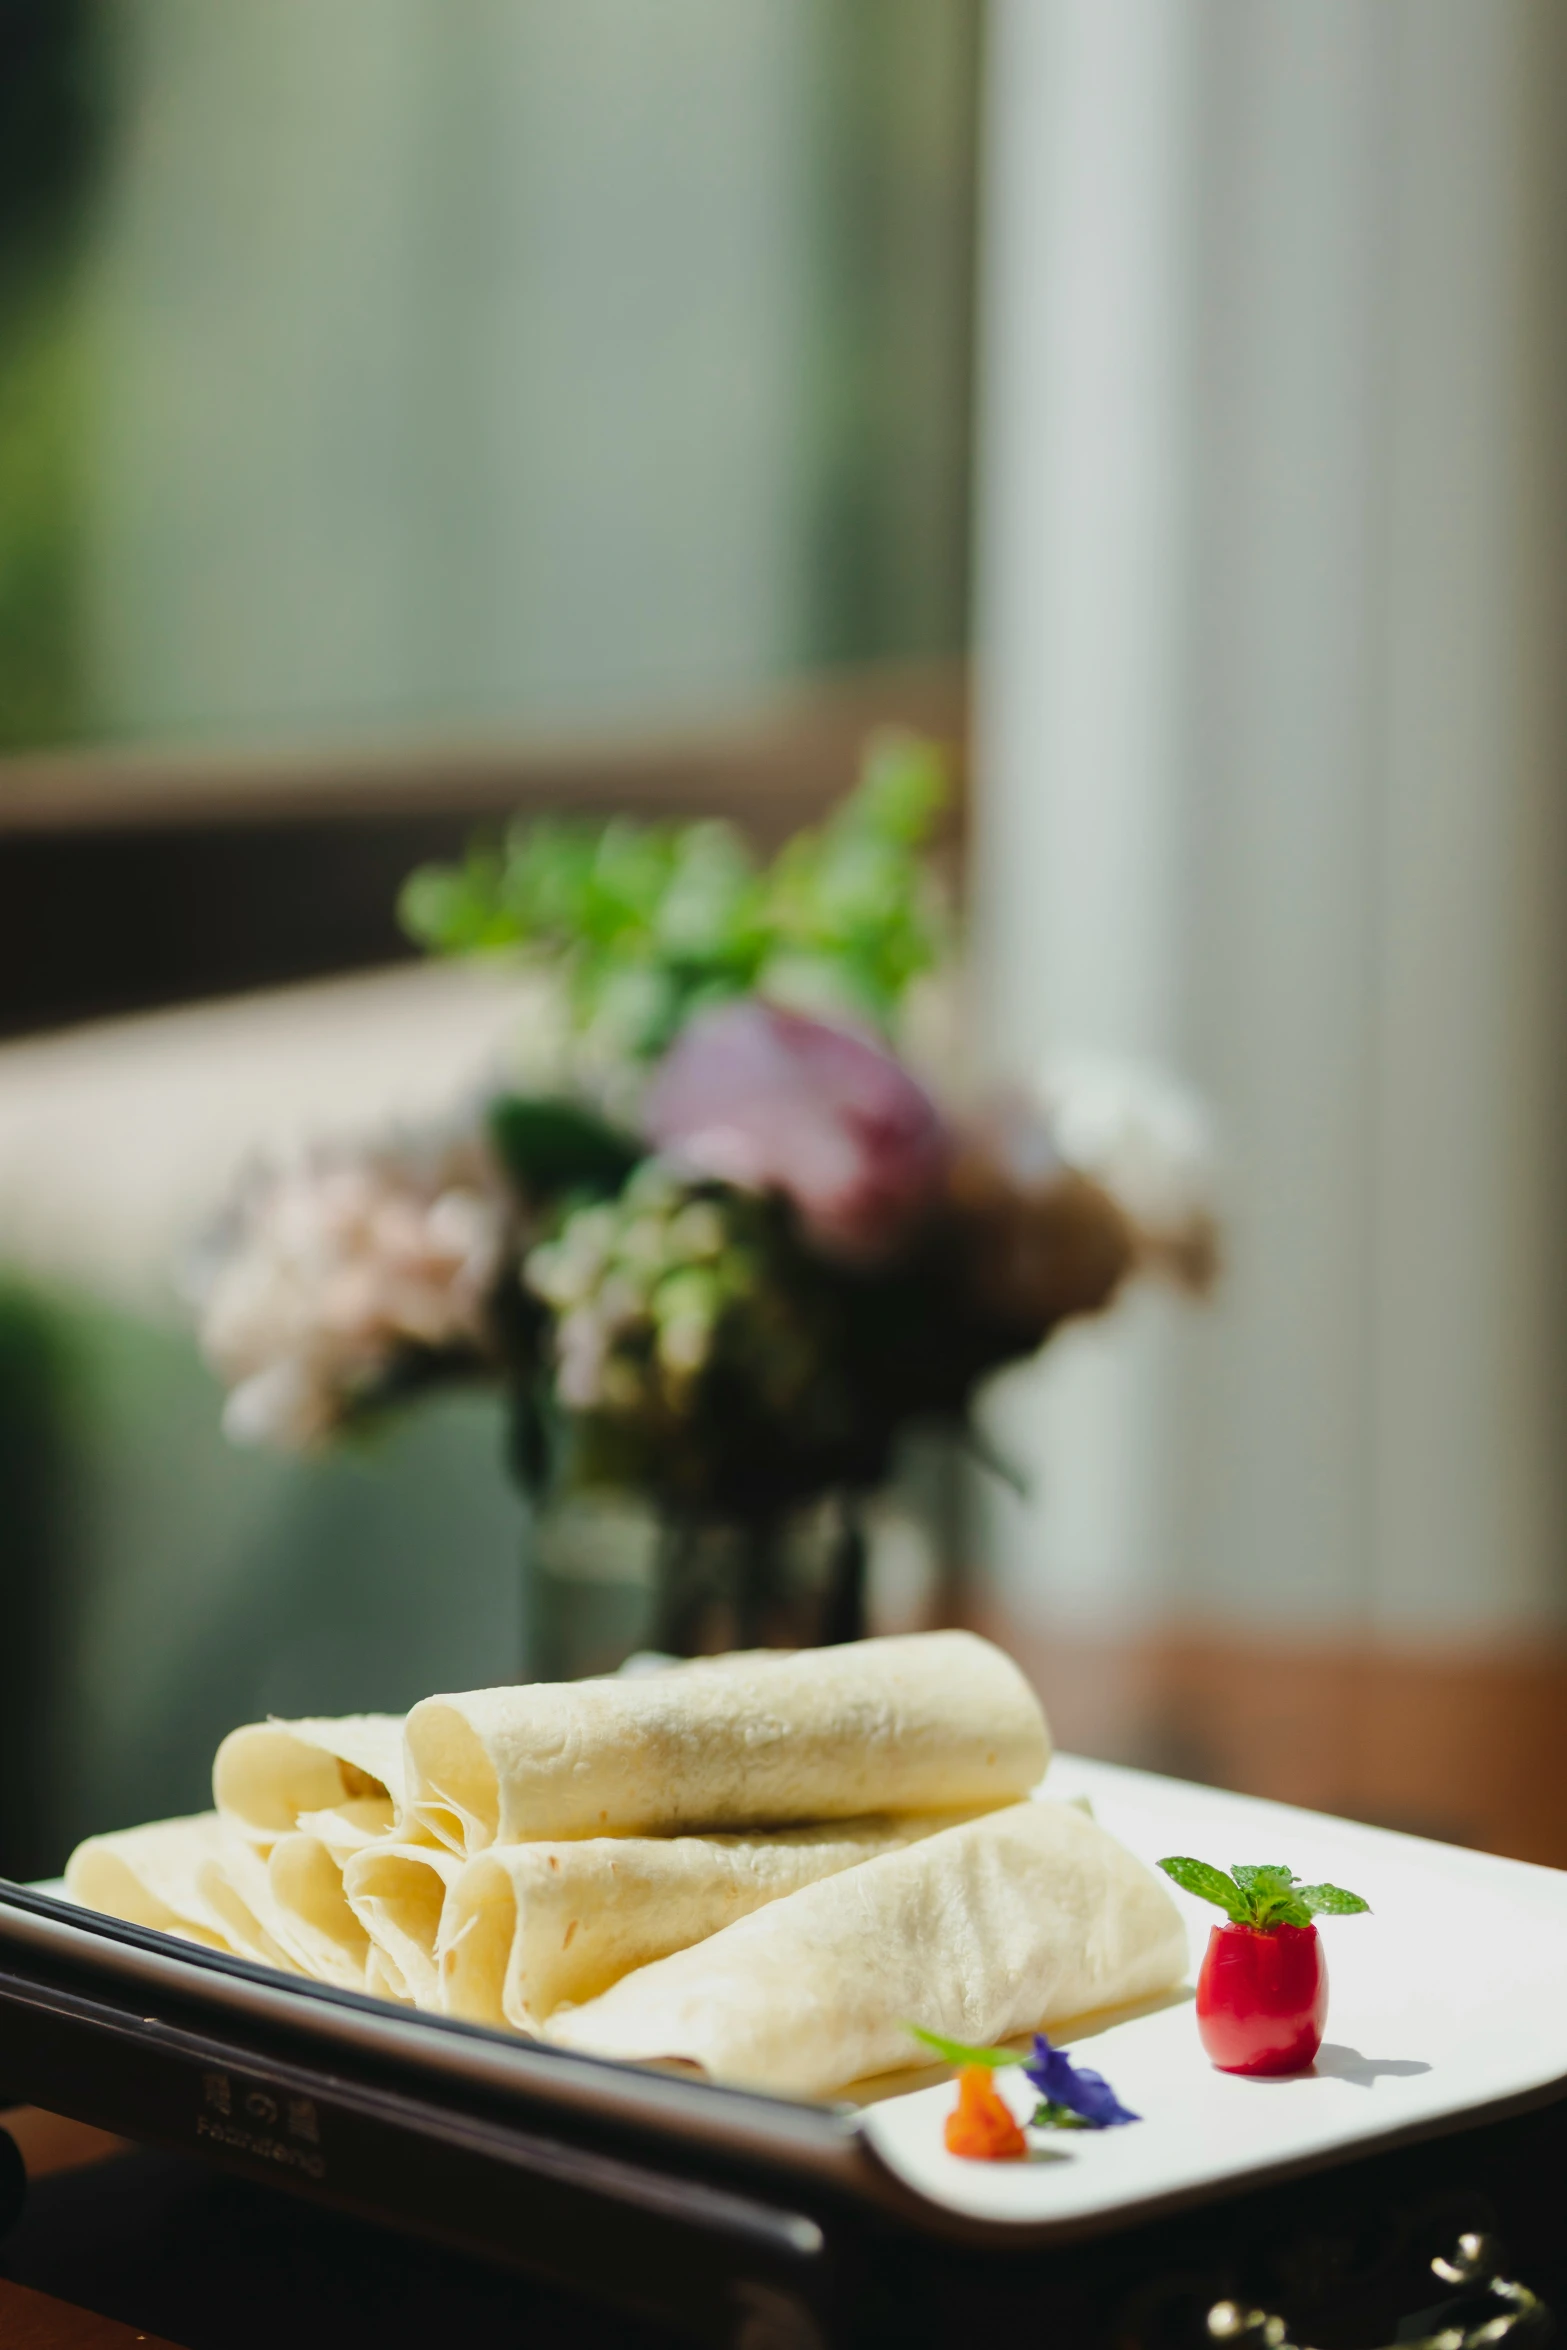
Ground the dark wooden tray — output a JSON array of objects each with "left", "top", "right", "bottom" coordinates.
[{"left": 2, "top": 1881, "right": 1563, "bottom": 2348}]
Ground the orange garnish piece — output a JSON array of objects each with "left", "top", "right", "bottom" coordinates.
[{"left": 944, "top": 2064, "right": 1027, "bottom": 2160}]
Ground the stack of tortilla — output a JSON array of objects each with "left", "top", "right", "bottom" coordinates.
[{"left": 63, "top": 1631, "right": 1186, "bottom": 2097}]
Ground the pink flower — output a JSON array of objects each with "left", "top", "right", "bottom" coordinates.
[
  {"left": 644, "top": 1001, "right": 948, "bottom": 1260},
  {"left": 192, "top": 1139, "right": 505, "bottom": 1447}
]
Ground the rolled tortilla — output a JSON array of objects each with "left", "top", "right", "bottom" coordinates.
[
  {"left": 404, "top": 1632, "right": 1048, "bottom": 1853},
  {"left": 342, "top": 1843, "right": 466, "bottom": 2011},
  {"left": 64, "top": 1812, "right": 233, "bottom": 1950},
  {"left": 213, "top": 1714, "right": 405, "bottom": 1847},
  {"left": 544, "top": 1800, "right": 1188, "bottom": 2097},
  {"left": 438, "top": 1811, "right": 981, "bottom": 2032}
]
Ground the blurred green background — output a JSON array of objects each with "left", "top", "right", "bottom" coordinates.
[{"left": 0, "top": 0, "right": 976, "bottom": 757}]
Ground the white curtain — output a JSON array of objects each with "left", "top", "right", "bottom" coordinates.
[{"left": 973, "top": 0, "right": 1567, "bottom": 1640}]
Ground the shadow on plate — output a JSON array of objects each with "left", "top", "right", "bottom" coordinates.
[
  {"left": 1235, "top": 2043, "right": 1433, "bottom": 2090},
  {"left": 1312, "top": 2043, "right": 1432, "bottom": 2088}
]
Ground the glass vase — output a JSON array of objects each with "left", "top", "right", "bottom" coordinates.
[{"left": 523, "top": 1490, "right": 870, "bottom": 1680}]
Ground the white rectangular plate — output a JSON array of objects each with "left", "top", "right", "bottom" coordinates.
[{"left": 857, "top": 1754, "right": 1567, "bottom": 2230}]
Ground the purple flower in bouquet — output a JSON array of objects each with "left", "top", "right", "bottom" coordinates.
[{"left": 644, "top": 1000, "right": 949, "bottom": 1262}]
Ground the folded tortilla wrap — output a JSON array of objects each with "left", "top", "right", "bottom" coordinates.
[
  {"left": 404, "top": 1632, "right": 1048, "bottom": 1853},
  {"left": 365, "top": 1944, "right": 415, "bottom": 2005},
  {"left": 263, "top": 1832, "right": 374, "bottom": 1990},
  {"left": 213, "top": 1714, "right": 405, "bottom": 1846},
  {"left": 438, "top": 1811, "right": 981, "bottom": 2031},
  {"left": 543, "top": 1799, "right": 1187, "bottom": 2096},
  {"left": 342, "top": 1842, "right": 466, "bottom": 2010},
  {"left": 193, "top": 1836, "right": 309, "bottom": 1976},
  {"left": 296, "top": 1796, "right": 402, "bottom": 1865},
  {"left": 203, "top": 1827, "right": 385, "bottom": 1991},
  {"left": 64, "top": 1812, "right": 233, "bottom": 1950}
]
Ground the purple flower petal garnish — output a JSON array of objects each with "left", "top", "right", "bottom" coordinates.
[{"left": 1023, "top": 2033, "right": 1140, "bottom": 2127}]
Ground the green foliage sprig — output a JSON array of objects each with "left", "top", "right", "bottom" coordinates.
[
  {"left": 398, "top": 729, "right": 949, "bottom": 1060},
  {"left": 1157, "top": 1857, "right": 1370, "bottom": 1931}
]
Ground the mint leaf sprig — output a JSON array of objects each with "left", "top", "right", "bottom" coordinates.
[
  {"left": 907, "top": 2025, "right": 1022, "bottom": 2071},
  {"left": 1158, "top": 1857, "right": 1369, "bottom": 1931}
]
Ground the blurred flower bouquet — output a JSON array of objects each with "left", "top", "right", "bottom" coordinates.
[{"left": 192, "top": 736, "right": 1215, "bottom": 1653}]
